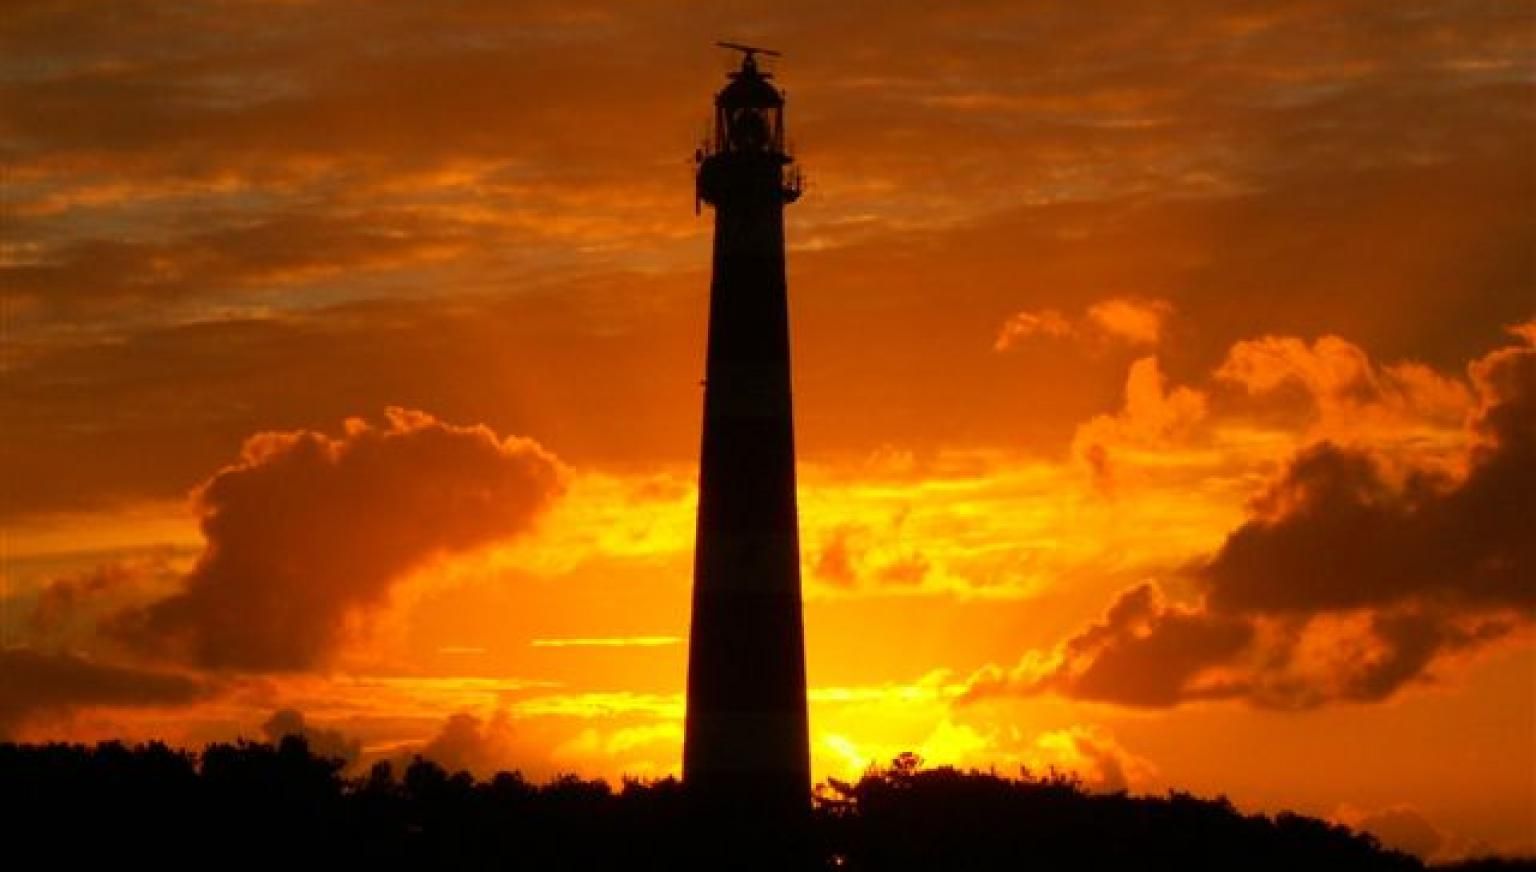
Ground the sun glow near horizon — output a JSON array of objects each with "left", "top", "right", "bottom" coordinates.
[{"left": 3, "top": 1, "right": 1533, "bottom": 862}]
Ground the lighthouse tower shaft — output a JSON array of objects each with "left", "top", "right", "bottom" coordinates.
[{"left": 684, "top": 50, "right": 810, "bottom": 819}]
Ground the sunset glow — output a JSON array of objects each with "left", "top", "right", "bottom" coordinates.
[{"left": 2, "top": 2, "right": 1532, "bottom": 863}]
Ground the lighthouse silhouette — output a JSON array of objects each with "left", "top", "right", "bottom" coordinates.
[{"left": 683, "top": 43, "right": 811, "bottom": 834}]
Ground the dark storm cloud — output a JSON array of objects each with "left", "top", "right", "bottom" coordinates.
[
  {"left": 966, "top": 329, "right": 1536, "bottom": 709},
  {"left": 0, "top": 648, "right": 210, "bottom": 736},
  {"left": 111, "top": 409, "right": 566, "bottom": 671}
]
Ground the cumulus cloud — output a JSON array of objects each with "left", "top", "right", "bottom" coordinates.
[
  {"left": 1217, "top": 334, "right": 1473, "bottom": 441},
  {"left": 416, "top": 711, "right": 519, "bottom": 778},
  {"left": 994, "top": 297, "right": 1172, "bottom": 352},
  {"left": 0, "top": 648, "right": 210, "bottom": 736},
  {"left": 261, "top": 709, "right": 361, "bottom": 765},
  {"left": 968, "top": 326, "right": 1535, "bottom": 709},
  {"left": 1336, "top": 804, "right": 1447, "bottom": 861},
  {"left": 1071, "top": 356, "right": 1208, "bottom": 491},
  {"left": 112, "top": 409, "right": 566, "bottom": 671},
  {"left": 1204, "top": 332, "right": 1534, "bottom": 616}
]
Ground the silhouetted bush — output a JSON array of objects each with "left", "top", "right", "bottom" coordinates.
[{"left": 2, "top": 741, "right": 1530, "bottom": 871}]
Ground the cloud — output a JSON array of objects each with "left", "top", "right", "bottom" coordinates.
[
  {"left": 261, "top": 708, "right": 361, "bottom": 765},
  {"left": 1030, "top": 725, "right": 1158, "bottom": 794},
  {"left": 810, "top": 517, "right": 932, "bottom": 590},
  {"left": 3, "top": 1, "right": 1530, "bottom": 509},
  {"left": 29, "top": 561, "right": 148, "bottom": 637},
  {"left": 17, "top": 549, "right": 188, "bottom": 652},
  {"left": 4, "top": 211, "right": 473, "bottom": 317},
  {"left": 994, "top": 297, "right": 1171, "bottom": 352},
  {"left": 416, "top": 711, "right": 519, "bottom": 778},
  {"left": 1086, "top": 298, "right": 1172, "bottom": 346},
  {"left": 814, "top": 524, "right": 863, "bottom": 587},
  {"left": 1336, "top": 804, "right": 1446, "bottom": 861},
  {"left": 819, "top": 715, "right": 1157, "bottom": 795},
  {"left": 1071, "top": 356, "right": 1208, "bottom": 491},
  {"left": 1203, "top": 329, "right": 1535, "bottom": 615},
  {"left": 875, "top": 553, "right": 932, "bottom": 586},
  {"left": 967, "top": 326, "right": 1535, "bottom": 709},
  {"left": 967, "top": 584, "right": 1513, "bottom": 710},
  {"left": 112, "top": 408, "right": 566, "bottom": 671},
  {"left": 963, "top": 584, "right": 1252, "bottom": 708},
  {"left": 1216, "top": 334, "right": 1473, "bottom": 441},
  {"left": 550, "top": 721, "right": 683, "bottom": 775},
  {"left": 0, "top": 648, "right": 209, "bottom": 736},
  {"left": 993, "top": 308, "right": 1074, "bottom": 351},
  {"left": 0, "top": 277, "right": 703, "bottom": 521}
]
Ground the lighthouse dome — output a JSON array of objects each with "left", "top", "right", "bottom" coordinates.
[{"left": 716, "top": 58, "right": 783, "bottom": 109}]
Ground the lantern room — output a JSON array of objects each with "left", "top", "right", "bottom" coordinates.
[
  {"left": 710, "top": 46, "right": 786, "bottom": 157},
  {"left": 696, "top": 43, "right": 803, "bottom": 210}
]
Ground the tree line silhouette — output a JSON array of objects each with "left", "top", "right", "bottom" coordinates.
[{"left": 1, "top": 739, "right": 1528, "bottom": 870}]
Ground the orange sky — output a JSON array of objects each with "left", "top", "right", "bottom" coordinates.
[{"left": 2, "top": 1, "right": 1533, "bottom": 862}]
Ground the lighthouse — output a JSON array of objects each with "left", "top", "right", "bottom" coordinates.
[{"left": 683, "top": 43, "right": 810, "bottom": 824}]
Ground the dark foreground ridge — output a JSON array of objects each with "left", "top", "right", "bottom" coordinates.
[{"left": 2, "top": 739, "right": 1528, "bottom": 871}]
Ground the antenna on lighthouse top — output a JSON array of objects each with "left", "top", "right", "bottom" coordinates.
[
  {"left": 716, "top": 41, "right": 781, "bottom": 73},
  {"left": 716, "top": 41, "right": 781, "bottom": 59}
]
